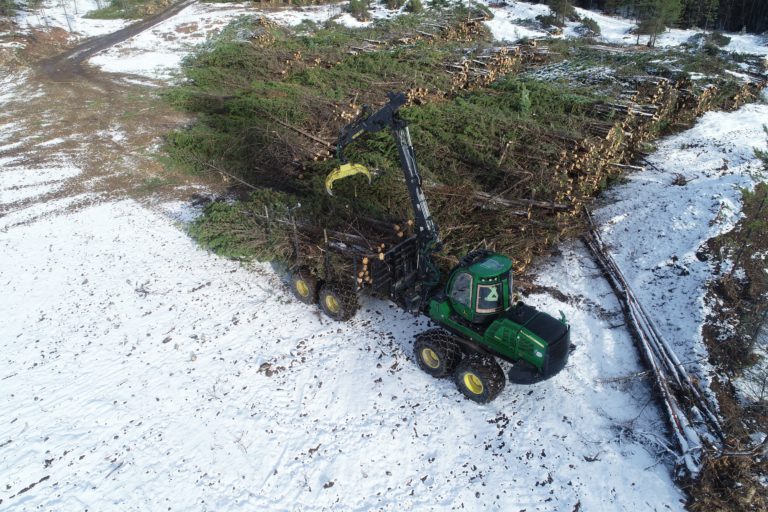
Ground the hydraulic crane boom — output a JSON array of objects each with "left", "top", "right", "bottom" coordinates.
[{"left": 335, "top": 92, "right": 441, "bottom": 253}]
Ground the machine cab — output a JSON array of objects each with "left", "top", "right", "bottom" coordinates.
[{"left": 446, "top": 253, "right": 513, "bottom": 324}]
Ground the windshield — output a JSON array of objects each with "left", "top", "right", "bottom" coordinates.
[{"left": 477, "top": 283, "right": 502, "bottom": 313}]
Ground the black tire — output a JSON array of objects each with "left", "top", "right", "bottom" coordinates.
[
  {"left": 290, "top": 268, "right": 318, "bottom": 305},
  {"left": 318, "top": 283, "right": 359, "bottom": 322},
  {"left": 413, "top": 329, "right": 462, "bottom": 378},
  {"left": 454, "top": 354, "right": 506, "bottom": 403}
]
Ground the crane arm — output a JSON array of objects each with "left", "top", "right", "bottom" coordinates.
[
  {"left": 334, "top": 92, "right": 439, "bottom": 246},
  {"left": 332, "top": 91, "right": 442, "bottom": 289},
  {"left": 335, "top": 92, "right": 406, "bottom": 162}
]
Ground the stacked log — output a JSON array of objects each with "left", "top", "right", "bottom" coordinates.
[
  {"left": 446, "top": 44, "right": 547, "bottom": 93},
  {"left": 477, "top": 73, "right": 767, "bottom": 234},
  {"left": 198, "top": 17, "right": 768, "bottom": 276},
  {"left": 250, "top": 16, "right": 277, "bottom": 45},
  {"left": 440, "top": 17, "right": 490, "bottom": 42}
]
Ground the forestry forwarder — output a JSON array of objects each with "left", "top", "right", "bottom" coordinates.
[{"left": 289, "top": 92, "right": 570, "bottom": 403}]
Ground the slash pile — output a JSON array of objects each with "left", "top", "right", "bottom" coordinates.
[{"left": 167, "top": 10, "right": 766, "bottom": 277}]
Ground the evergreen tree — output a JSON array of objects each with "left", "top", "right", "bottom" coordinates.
[
  {"left": 547, "top": 0, "right": 574, "bottom": 25},
  {"left": 0, "top": 0, "right": 15, "bottom": 18},
  {"left": 635, "top": 0, "right": 682, "bottom": 47},
  {"left": 757, "top": 127, "right": 768, "bottom": 167},
  {"left": 572, "top": 0, "right": 765, "bottom": 33},
  {"left": 680, "top": 0, "right": 719, "bottom": 29},
  {"left": 703, "top": 0, "right": 719, "bottom": 30}
]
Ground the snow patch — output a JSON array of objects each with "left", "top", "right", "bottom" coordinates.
[
  {"left": 0, "top": 192, "right": 97, "bottom": 230},
  {"left": 88, "top": 2, "right": 254, "bottom": 80},
  {"left": 0, "top": 198, "right": 686, "bottom": 510},
  {"left": 0, "top": 165, "right": 81, "bottom": 191},
  {"left": 88, "top": 2, "right": 403, "bottom": 80},
  {"left": 15, "top": 0, "right": 129, "bottom": 39},
  {"left": 0, "top": 72, "right": 28, "bottom": 104},
  {"left": 38, "top": 137, "right": 68, "bottom": 147},
  {"left": 593, "top": 102, "right": 768, "bottom": 394},
  {"left": 481, "top": 1, "right": 768, "bottom": 56}
]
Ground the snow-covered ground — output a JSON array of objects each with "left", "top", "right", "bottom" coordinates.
[
  {"left": 10, "top": 0, "right": 767, "bottom": 81},
  {"left": 13, "top": 0, "right": 129, "bottom": 38},
  {"left": 0, "top": 59, "right": 688, "bottom": 505},
  {"left": 88, "top": 2, "right": 254, "bottom": 79},
  {"left": 84, "top": 0, "right": 768, "bottom": 81},
  {"left": 482, "top": 1, "right": 768, "bottom": 56},
  {"left": 593, "top": 96, "right": 768, "bottom": 394},
  {"left": 2, "top": 1, "right": 768, "bottom": 509},
  {"left": 0, "top": 194, "right": 686, "bottom": 510},
  {"left": 86, "top": 1, "right": 405, "bottom": 80}
]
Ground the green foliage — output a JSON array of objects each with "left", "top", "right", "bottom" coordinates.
[
  {"left": 536, "top": 13, "right": 564, "bottom": 29},
  {"left": 408, "top": 0, "right": 424, "bottom": 14},
  {"left": 680, "top": 45, "right": 729, "bottom": 73},
  {"left": 470, "top": 2, "right": 494, "bottom": 19},
  {"left": 679, "top": 0, "right": 719, "bottom": 30},
  {"left": 348, "top": 0, "right": 370, "bottom": 21},
  {"left": 0, "top": 0, "right": 16, "bottom": 18},
  {"left": 516, "top": 83, "right": 532, "bottom": 113},
  {"left": 164, "top": 14, "right": 485, "bottom": 172},
  {"left": 84, "top": 0, "right": 166, "bottom": 20},
  {"left": 166, "top": 10, "right": 757, "bottom": 270},
  {"left": 756, "top": 127, "right": 768, "bottom": 167},
  {"left": 708, "top": 31, "right": 731, "bottom": 47},
  {"left": 190, "top": 189, "right": 313, "bottom": 261},
  {"left": 635, "top": 0, "right": 683, "bottom": 47},
  {"left": 384, "top": 0, "right": 404, "bottom": 9},
  {"left": 702, "top": 41, "right": 719, "bottom": 56},
  {"left": 579, "top": 17, "right": 601, "bottom": 36},
  {"left": 546, "top": 0, "right": 576, "bottom": 25},
  {"left": 188, "top": 193, "right": 293, "bottom": 261}
]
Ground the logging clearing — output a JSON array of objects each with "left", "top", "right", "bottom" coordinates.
[{"left": 165, "top": 9, "right": 766, "bottom": 277}]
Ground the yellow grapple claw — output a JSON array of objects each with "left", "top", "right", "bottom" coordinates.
[{"left": 325, "top": 163, "right": 372, "bottom": 196}]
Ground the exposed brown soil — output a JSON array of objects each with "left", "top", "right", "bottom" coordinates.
[{"left": 0, "top": 0, "right": 228, "bottom": 230}]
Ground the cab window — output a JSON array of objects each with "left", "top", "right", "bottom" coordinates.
[
  {"left": 449, "top": 272, "right": 472, "bottom": 308},
  {"left": 477, "top": 284, "right": 502, "bottom": 313}
]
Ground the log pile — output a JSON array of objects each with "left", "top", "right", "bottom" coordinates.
[
  {"left": 306, "top": 72, "right": 764, "bottom": 274},
  {"left": 249, "top": 16, "right": 277, "bottom": 45},
  {"left": 181, "top": 15, "right": 768, "bottom": 276},
  {"left": 506, "top": 74, "right": 768, "bottom": 220},
  {"left": 446, "top": 44, "right": 549, "bottom": 93}
]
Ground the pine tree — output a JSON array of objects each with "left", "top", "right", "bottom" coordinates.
[
  {"left": 0, "top": 0, "right": 15, "bottom": 18},
  {"left": 756, "top": 127, "right": 768, "bottom": 167},
  {"left": 636, "top": 0, "right": 682, "bottom": 47},
  {"left": 547, "top": 0, "right": 574, "bottom": 25},
  {"left": 679, "top": 0, "right": 719, "bottom": 29},
  {"left": 703, "top": 0, "right": 719, "bottom": 30}
]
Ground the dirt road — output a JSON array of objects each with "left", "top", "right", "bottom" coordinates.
[{"left": 38, "top": 0, "right": 196, "bottom": 80}]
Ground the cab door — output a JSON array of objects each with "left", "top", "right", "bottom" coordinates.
[{"left": 448, "top": 271, "right": 474, "bottom": 321}]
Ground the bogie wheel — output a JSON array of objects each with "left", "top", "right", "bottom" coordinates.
[
  {"left": 290, "top": 268, "right": 318, "bottom": 305},
  {"left": 318, "top": 283, "right": 359, "bottom": 322},
  {"left": 413, "top": 329, "right": 462, "bottom": 378},
  {"left": 454, "top": 355, "right": 506, "bottom": 403}
]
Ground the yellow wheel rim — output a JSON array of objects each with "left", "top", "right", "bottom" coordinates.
[
  {"left": 463, "top": 373, "right": 484, "bottom": 395},
  {"left": 421, "top": 348, "right": 440, "bottom": 369},
  {"left": 325, "top": 294, "right": 341, "bottom": 314},
  {"left": 295, "top": 279, "right": 310, "bottom": 298}
]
